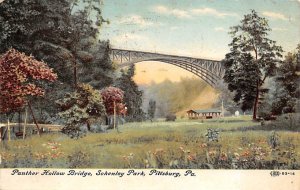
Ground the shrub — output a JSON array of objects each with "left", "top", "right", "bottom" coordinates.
[
  {"left": 268, "top": 131, "right": 280, "bottom": 149},
  {"left": 165, "top": 114, "right": 176, "bottom": 121},
  {"left": 262, "top": 113, "right": 300, "bottom": 131},
  {"left": 205, "top": 128, "right": 220, "bottom": 142},
  {"left": 56, "top": 84, "right": 106, "bottom": 138}
]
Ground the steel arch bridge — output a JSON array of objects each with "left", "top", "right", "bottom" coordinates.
[{"left": 110, "top": 48, "right": 224, "bottom": 87}]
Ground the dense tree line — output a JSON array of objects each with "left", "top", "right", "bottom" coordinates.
[
  {"left": 0, "top": 0, "right": 113, "bottom": 121},
  {"left": 115, "top": 65, "right": 146, "bottom": 122},
  {"left": 0, "top": 0, "right": 145, "bottom": 137}
]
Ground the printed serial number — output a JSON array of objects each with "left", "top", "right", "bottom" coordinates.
[{"left": 270, "top": 171, "right": 296, "bottom": 177}]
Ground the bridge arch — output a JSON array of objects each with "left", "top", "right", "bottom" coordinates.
[
  {"left": 110, "top": 48, "right": 225, "bottom": 88},
  {"left": 119, "top": 58, "right": 219, "bottom": 87}
]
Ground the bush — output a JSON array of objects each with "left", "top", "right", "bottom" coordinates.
[
  {"left": 165, "top": 114, "right": 176, "bottom": 121},
  {"left": 265, "top": 113, "right": 300, "bottom": 131},
  {"left": 56, "top": 84, "right": 106, "bottom": 138}
]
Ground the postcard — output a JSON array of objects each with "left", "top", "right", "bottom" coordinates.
[{"left": 0, "top": 0, "right": 299, "bottom": 189}]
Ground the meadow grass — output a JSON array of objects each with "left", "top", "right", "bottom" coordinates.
[{"left": 1, "top": 116, "right": 299, "bottom": 169}]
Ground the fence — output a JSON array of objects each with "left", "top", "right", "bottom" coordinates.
[{"left": 0, "top": 123, "right": 63, "bottom": 141}]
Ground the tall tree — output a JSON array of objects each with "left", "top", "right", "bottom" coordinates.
[
  {"left": 223, "top": 10, "right": 283, "bottom": 120},
  {"left": 0, "top": 0, "right": 74, "bottom": 84},
  {"left": 101, "top": 87, "right": 126, "bottom": 115},
  {"left": 115, "top": 65, "right": 145, "bottom": 122},
  {"left": 147, "top": 99, "right": 156, "bottom": 122},
  {"left": 0, "top": 0, "right": 113, "bottom": 121},
  {"left": 0, "top": 0, "right": 111, "bottom": 87},
  {"left": 101, "top": 87, "right": 126, "bottom": 120},
  {"left": 272, "top": 44, "right": 300, "bottom": 114},
  {"left": 0, "top": 49, "right": 57, "bottom": 132}
]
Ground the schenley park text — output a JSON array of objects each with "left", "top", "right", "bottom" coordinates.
[{"left": 10, "top": 169, "right": 196, "bottom": 177}]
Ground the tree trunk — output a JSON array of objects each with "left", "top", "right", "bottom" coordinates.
[
  {"left": 252, "top": 80, "right": 260, "bottom": 120},
  {"left": 86, "top": 120, "right": 91, "bottom": 131},
  {"left": 72, "top": 49, "right": 78, "bottom": 90},
  {"left": 113, "top": 101, "right": 116, "bottom": 131},
  {"left": 23, "top": 107, "right": 28, "bottom": 140},
  {"left": 18, "top": 111, "right": 21, "bottom": 132},
  {"left": 28, "top": 102, "right": 41, "bottom": 136},
  {"left": 7, "top": 118, "right": 11, "bottom": 141},
  {"left": 73, "top": 59, "right": 77, "bottom": 89}
]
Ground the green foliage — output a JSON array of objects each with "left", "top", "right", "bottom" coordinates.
[
  {"left": 115, "top": 65, "right": 145, "bottom": 122},
  {"left": 0, "top": 0, "right": 114, "bottom": 121},
  {"left": 271, "top": 45, "right": 300, "bottom": 114},
  {"left": 56, "top": 84, "right": 106, "bottom": 138},
  {"left": 214, "top": 81, "right": 240, "bottom": 115},
  {"left": 0, "top": 0, "right": 74, "bottom": 83},
  {"left": 165, "top": 114, "right": 176, "bottom": 121},
  {"left": 223, "top": 10, "right": 283, "bottom": 119},
  {"left": 205, "top": 128, "right": 220, "bottom": 142},
  {"left": 268, "top": 131, "right": 280, "bottom": 149},
  {"left": 147, "top": 99, "right": 156, "bottom": 121},
  {"left": 79, "top": 42, "right": 114, "bottom": 89},
  {"left": 271, "top": 113, "right": 300, "bottom": 131}
]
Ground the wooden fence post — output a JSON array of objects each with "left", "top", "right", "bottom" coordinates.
[
  {"left": 113, "top": 101, "right": 116, "bottom": 131},
  {"left": 28, "top": 102, "right": 40, "bottom": 136},
  {"left": 23, "top": 107, "right": 28, "bottom": 140},
  {"left": 7, "top": 118, "right": 11, "bottom": 141}
]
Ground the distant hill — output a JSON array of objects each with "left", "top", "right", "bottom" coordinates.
[
  {"left": 133, "top": 61, "right": 219, "bottom": 117},
  {"left": 176, "top": 85, "right": 218, "bottom": 117}
]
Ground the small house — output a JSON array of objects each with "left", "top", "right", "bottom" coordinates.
[{"left": 187, "top": 109, "right": 222, "bottom": 119}]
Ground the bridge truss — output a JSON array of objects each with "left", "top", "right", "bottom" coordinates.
[{"left": 110, "top": 48, "right": 224, "bottom": 87}]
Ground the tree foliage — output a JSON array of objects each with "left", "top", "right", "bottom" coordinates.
[
  {"left": 0, "top": 48, "right": 57, "bottom": 113},
  {"left": 101, "top": 86, "right": 126, "bottom": 116},
  {"left": 0, "top": 0, "right": 74, "bottom": 83},
  {"left": 56, "top": 83, "right": 106, "bottom": 138},
  {"left": 115, "top": 65, "right": 145, "bottom": 121},
  {"left": 0, "top": 0, "right": 114, "bottom": 121},
  {"left": 147, "top": 99, "right": 156, "bottom": 121},
  {"left": 214, "top": 82, "right": 240, "bottom": 115},
  {"left": 223, "top": 10, "right": 283, "bottom": 119},
  {"left": 272, "top": 45, "right": 300, "bottom": 114}
]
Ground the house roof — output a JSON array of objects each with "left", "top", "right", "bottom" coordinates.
[{"left": 187, "top": 109, "right": 221, "bottom": 113}]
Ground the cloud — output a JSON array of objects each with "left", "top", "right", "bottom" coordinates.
[
  {"left": 262, "top": 11, "right": 288, "bottom": 20},
  {"left": 111, "top": 33, "right": 147, "bottom": 44},
  {"left": 153, "top": 5, "right": 191, "bottom": 18},
  {"left": 191, "top": 7, "right": 238, "bottom": 18},
  {"left": 171, "top": 9, "right": 191, "bottom": 18},
  {"left": 290, "top": 0, "right": 300, "bottom": 3},
  {"left": 214, "top": 27, "right": 227, "bottom": 32},
  {"left": 153, "top": 5, "right": 238, "bottom": 19},
  {"left": 117, "top": 15, "right": 154, "bottom": 27}
]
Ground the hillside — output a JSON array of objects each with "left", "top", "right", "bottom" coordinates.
[{"left": 133, "top": 61, "right": 219, "bottom": 117}]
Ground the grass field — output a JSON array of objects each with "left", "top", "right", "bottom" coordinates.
[{"left": 1, "top": 116, "right": 299, "bottom": 169}]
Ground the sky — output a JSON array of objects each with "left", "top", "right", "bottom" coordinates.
[{"left": 99, "top": 0, "right": 300, "bottom": 60}]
